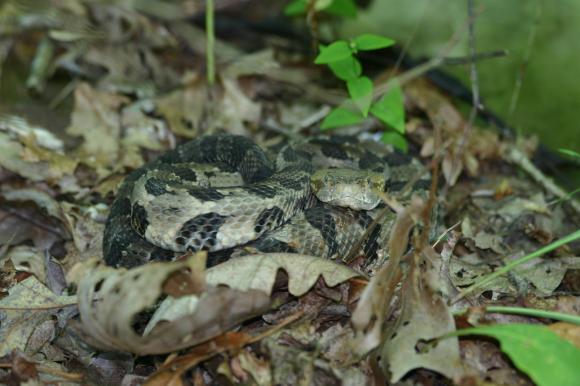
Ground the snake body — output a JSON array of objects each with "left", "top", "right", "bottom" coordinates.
[{"left": 103, "top": 134, "right": 429, "bottom": 268}]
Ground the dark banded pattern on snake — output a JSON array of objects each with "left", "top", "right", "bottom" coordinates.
[{"left": 103, "top": 134, "right": 428, "bottom": 268}]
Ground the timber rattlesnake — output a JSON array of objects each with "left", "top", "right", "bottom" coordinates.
[{"left": 103, "top": 134, "right": 429, "bottom": 268}]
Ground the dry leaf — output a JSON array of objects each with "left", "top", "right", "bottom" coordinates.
[
  {"left": 153, "top": 76, "right": 206, "bottom": 138},
  {"left": 0, "top": 118, "right": 78, "bottom": 186},
  {"left": 205, "top": 253, "right": 362, "bottom": 296},
  {"left": 73, "top": 256, "right": 271, "bottom": 355},
  {"left": 378, "top": 248, "right": 464, "bottom": 383},
  {"left": 351, "top": 197, "right": 423, "bottom": 354},
  {"left": 74, "top": 252, "right": 360, "bottom": 355},
  {"left": 66, "top": 82, "right": 129, "bottom": 168},
  {"left": 0, "top": 277, "right": 76, "bottom": 356}
]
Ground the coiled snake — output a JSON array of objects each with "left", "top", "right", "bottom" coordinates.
[{"left": 103, "top": 134, "right": 429, "bottom": 268}]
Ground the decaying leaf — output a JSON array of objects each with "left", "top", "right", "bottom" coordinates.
[
  {"left": 214, "top": 78, "right": 261, "bottom": 136},
  {"left": 0, "top": 117, "right": 78, "bottom": 186},
  {"left": 351, "top": 196, "right": 464, "bottom": 382},
  {"left": 72, "top": 255, "right": 270, "bottom": 355},
  {"left": 152, "top": 75, "right": 206, "bottom": 138},
  {"left": 1, "top": 188, "right": 66, "bottom": 224},
  {"left": 0, "top": 276, "right": 76, "bottom": 356},
  {"left": 378, "top": 248, "right": 464, "bottom": 383},
  {"left": 73, "top": 252, "right": 361, "bottom": 355},
  {"left": 146, "top": 331, "right": 263, "bottom": 386},
  {"left": 351, "top": 196, "right": 423, "bottom": 355},
  {"left": 206, "top": 253, "right": 362, "bottom": 296},
  {"left": 0, "top": 189, "right": 66, "bottom": 251},
  {"left": 59, "top": 202, "right": 106, "bottom": 256},
  {"left": 66, "top": 82, "right": 130, "bottom": 169},
  {"left": 120, "top": 99, "right": 176, "bottom": 168},
  {"left": 451, "top": 190, "right": 577, "bottom": 299},
  {"left": 406, "top": 77, "right": 504, "bottom": 185},
  {"left": 85, "top": 45, "right": 179, "bottom": 95},
  {"left": 4, "top": 245, "right": 46, "bottom": 283}
]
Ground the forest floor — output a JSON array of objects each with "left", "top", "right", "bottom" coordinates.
[{"left": 0, "top": 2, "right": 579, "bottom": 386}]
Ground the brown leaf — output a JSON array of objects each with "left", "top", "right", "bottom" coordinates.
[
  {"left": 153, "top": 76, "right": 206, "bottom": 138},
  {"left": 66, "top": 82, "right": 129, "bottom": 168},
  {"left": 351, "top": 197, "right": 424, "bottom": 354},
  {"left": 378, "top": 248, "right": 465, "bottom": 382},
  {"left": 72, "top": 256, "right": 271, "bottom": 355},
  {"left": 205, "top": 253, "right": 362, "bottom": 296},
  {"left": 0, "top": 277, "right": 76, "bottom": 356}
]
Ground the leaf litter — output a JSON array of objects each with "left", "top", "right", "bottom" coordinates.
[{"left": 0, "top": 1, "right": 579, "bottom": 385}]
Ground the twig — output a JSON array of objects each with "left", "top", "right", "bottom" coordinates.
[
  {"left": 507, "top": 0, "right": 541, "bottom": 122},
  {"left": 292, "top": 105, "right": 331, "bottom": 133},
  {"left": 206, "top": 0, "right": 215, "bottom": 85},
  {"left": 445, "top": 0, "right": 482, "bottom": 187},
  {"left": 506, "top": 147, "right": 580, "bottom": 214},
  {"left": 432, "top": 221, "right": 462, "bottom": 249},
  {"left": 306, "top": 0, "right": 320, "bottom": 52},
  {"left": 387, "top": 0, "right": 433, "bottom": 79},
  {"left": 373, "top": 4, "right": 483, "bottom": 103},
  {"left": 49, "top": 79, "right": 78, "bottom": 109},
  {"left": 442, "top": 49, "right": 508, "bottom": 65},
  {"left": 417, "top": 111, "right": 442, "bottom": 250}
]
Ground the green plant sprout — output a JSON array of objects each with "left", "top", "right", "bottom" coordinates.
[
  {"left": 284, "top": 0, "right": 358, "bottom": 18},
  {"left": 314, "top": 34, "right": 407, "bottom": 151}
]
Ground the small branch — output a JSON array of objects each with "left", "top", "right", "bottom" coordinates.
[
  {"left": 373, "top": 5, "right": 482, "bottom": 102},
  {"left": 206, "top": 0, "right": 215, "bottom": 85},
  {"left": 507, "top": 0, "right": 541, "bottom": 122},
  {"left": 445, "top": 0, "right": 481, "bottom": 187},
  {"left": 507, "top": 147, "right": 580, "bottom": 214},
  {"left": 306, "top": 0, "right": 320, "bottom": 53},
  {"left": 442, "top": 49, "right": 508, "bottom": 65}
]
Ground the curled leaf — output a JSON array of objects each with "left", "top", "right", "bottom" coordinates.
[{"left": 73, "top": 256, "right": 270, "bottom": 355}]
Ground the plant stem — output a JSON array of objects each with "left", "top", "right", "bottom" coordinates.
[
  {"left": 483, "top": 306, "right": 580, "bottom": 325},
  {"left": 206, "top": 0, "right": 215, "bottom": 85}
]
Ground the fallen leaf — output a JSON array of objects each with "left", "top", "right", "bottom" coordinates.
[
  {"left": 5, "top": 245, "right": 46, "bottom": 283},
  {"left": 351, "top": 196, "right": 423, "bottom": 354},
  {"left": 153, "top": 76, "right": 206, "bottom": 138},
  {"left": 0, "top": 277, "right": 76, "bottom": 356},
  {"left": 0, "top": 119, "right": 78, "bottom": 186},
  {"left": 66, "top": 82, "right": 129, "bottom": 168},
  {"left": 73, "top": 256, "right": 271, "bottom": 355},
  {"left": 205, "top": 253, "right": 362, "bottom": 296}
]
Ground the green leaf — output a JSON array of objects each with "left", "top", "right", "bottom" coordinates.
[
  {"left": 325, "top": 0, "right": 358, "bottom": 17},
  {"left": 315, "top": 41, "right": 353, "bottom": 64},
  {"left": 381, "top": 131, "right": 408, "bottom": 152},
  {"left": 353, "top": 34, "right": 395, "bottom": 51},
  {"left": 284, "top": 0, "right": 306, "bottom": 16},
  {"left": 370, "top": 82, "right": 405, "bottom": 133},
  {"left": 454, "top": 324, "right": 580, "bottom": 386},
  {"left": 321, "top": 107, "right": 365, "bottom": 129},
  {"left": 559, "top": 148, "right": 580, "bottom": 159},
  {"left": 328, "top": 56, "right": 362, "bottom": 81},
  {"left": 346, "top": 76, "right": 373, "bottom": 116}
]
